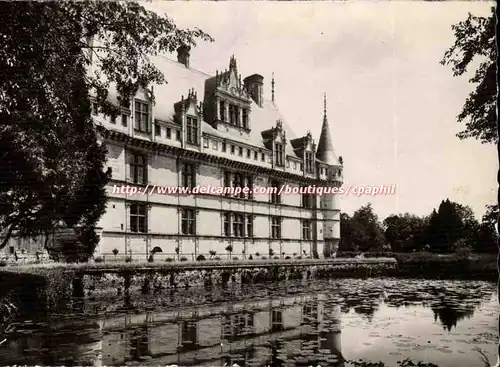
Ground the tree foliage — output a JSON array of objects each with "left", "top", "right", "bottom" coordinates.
[
  {"left": 339, "top": 204, "right": 386, "bottom": 252},
  {"left": 441, "top": 6, "right": 497, "bottom": 144},
  {"left": 383, "top": 213, "right": 428, "bottom": 252},
  {"left": 0, "top": 2, "right": 212, "bottom": 257}
]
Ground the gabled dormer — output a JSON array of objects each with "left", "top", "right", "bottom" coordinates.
[
  {"left": 262, "top": 119, "right": 287, "bottom": 168},
  {"left": 290, "top": 131, "right": 316, "bottom": 175},
  {"left": 203, "top": 56, "right": 252, "bottom": 134},
  {"left": 174, "top": 89, "right": 203, "bottom": 146},
  {"left": 132, "top": 86, "right": 154, "bottom": 134}
]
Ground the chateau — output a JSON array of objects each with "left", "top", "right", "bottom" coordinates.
[{"left": 94, "top": 46, "right": 343, "bottom": 261}]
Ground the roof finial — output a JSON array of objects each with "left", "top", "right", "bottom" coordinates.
[
  {"left": 272, "top": 73, "right": 275, "bottom": 104},
  {"left": 324, "top": 93, "right": 327, "bottom": 119}
]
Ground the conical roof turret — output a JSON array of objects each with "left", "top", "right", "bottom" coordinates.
[{"left": 316, "top": 94, "right": 339, "bottom": 166}]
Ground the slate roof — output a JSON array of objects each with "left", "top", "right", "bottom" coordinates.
[{"left": 107, "top": 54, "right": 338, "bottom": 165}]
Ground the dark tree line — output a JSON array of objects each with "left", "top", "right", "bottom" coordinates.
[{"left": 340, "top": 201, "right": 498, "bottom": 254}]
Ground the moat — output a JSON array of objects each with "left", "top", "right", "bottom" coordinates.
[{"left": 0, "top": 277, "right": 497, "bottom": 367}]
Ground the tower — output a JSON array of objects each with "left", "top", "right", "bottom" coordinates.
[{"left": 317, "top": 94, "right": 342, "bottom": 258}]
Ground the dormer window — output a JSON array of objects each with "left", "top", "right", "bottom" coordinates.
[
  {"left": 134, "top": 100, "right": 149, "bottom": 132},
  {"left": 219, "top": 101, "right": 226, "bottom": 122},
  {"left": 275, "top": 143, "right": 284, "bottom": 167},
  {"left": 186, "top": 116, "right": 198, "bottom": 145},
  {"left": 229, "top": 104, "right": 238, "bottom": 125},
  {"left": 242, "top": 109, "right": 248, "bottom": 129},
  {"left": 305, "top": 151, "right": 314, "bottom": 174}
]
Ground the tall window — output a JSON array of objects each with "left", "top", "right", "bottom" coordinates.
[
  {"left": 271, "top": 217, "right": 281, "bottom": 239},
  {"left": 134, "top": 100, "right": 149, "bottom": 132},
  {"left": 154, "top": 123, "right": 161, "bottom": 136},
  {"left": 270, "top": 180, "right": 281, "bottom": 204},
  {"left": 222, "top": 141, "right": 227, "bottom": 152},
  {"left": 181, "top": 163, "right": 196, "bottom": 188},
  {"left": 130, "top": 153, "right": 146, "bottom": 184},
  {"left": 271, "top": 310, "right": 283, "bottom": 332},
  {"left": 130, "top": 203, "right": 147, "bottom": 233},
  {"left": 223, "top": 213, "right": 231, "bottom": 236},
  {"left": 121, "top": 114, "right": 128, "bottom": 127},
  {"left": 275, "top": 143, "right": 284, "bottom": 167},
  {"left": 242, "top": 109, "right": 248, "bottom": 129},
  {"left": 246, "top": 176, "right": 254, "bottom": 200},
  {"left": 302, "top": 191, "right": 314, "bottom": 209},
  {"left": 233, "top": 213, "right": 244, "bottom": 237},
  {"left": 305, "top": 151, "right": 314, "bottom": 174},
  {"left": 246, "top": 215, "right": 253, "bottom": 237},
  {"left": 302, "top": 220, "right": 311, "bottom": 240},
  {"left": 219, "top": 100, "right": 226, "bottom": 122},
  {"left": 186, "top": 116, "right": 198, "bottom": 144},
  {"left": 233, "top": 173, "right": 243, "bottom": 198},
  {"left": 229, "top": 104, "right": 238, "bottom": 125},
  {"left": 181, "top": 209, "right": 196, "bottom": 235},
  {"left": 235, "top": 106, "right": 240, "bottom": 126}
]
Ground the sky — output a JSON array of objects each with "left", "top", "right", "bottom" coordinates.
[{"left": 147, "top": 1, "right": 496, "bottom": 221}]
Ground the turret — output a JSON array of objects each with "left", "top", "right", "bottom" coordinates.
[{"left": 317, "top": 94, "right": 342, "bottom": 258}]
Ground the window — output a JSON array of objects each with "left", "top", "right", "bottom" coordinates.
[
  {"left": 130, "top": 153, "right": 147, "bottom": 184},
  {"left": 121, "top": 114, "right": 128, "bottom": 127},
  {"left": 271, "top": 217, "right": 281, "bottom": 239},
  {"left": 300, "top": 163, "right": 304, "bottom": 171},
  {"left": 181, "top": 163, "right": 196, "bottom": 188},
  {"left": 111, "top": 115, "right": 116, "bottom": 124},
  {"left": 212, "top": 140, "right": 218, "bottom": 150},
  {"left": 293, "top": 162, "right": 297, "bottom": 169},
  {"left": 302, "top": 191, "right": 314, "bottom": 209},
  {"left": 176, "top": 130, "right": 181, "bottom": 141},
  {"left": 134, "top": 100, "right": 149, "bottom": 132},
  {"left": 246, "top": 215, "right": 253, "bottom": 237},
  {"left": 203, "top": 137, "right": 209, "bottom": 148},
  {"left": 271, "top": 310, "right": 283, "bottom": 331},
  {"left": 254, "top": 151, "right": 258, "bottom": 160},
  {"left": 305, "top": 151, "right": 314, "bottom": 174},
  {"left": 261, "top": 153, "right": 265, "bottom": 162},
  {"left": 224, "top": 170, "right": 231, "bottom": 188},
  {"left": 155, "top": 123, "right": 161, "bottom": 136},
  {"left": 166, "top": 127, "right": 171, "bottom": 139},
  {"left": 238, "top": 147, "right": 243, "bottom": 156},
  {"left": 181, "top": 209, "right": 196, "bottom": 235},
  {"left": 302, "top": 220, "right": 311, "bottom": 240},
  {"left": 220, "top": 100, "right": 226, "bottom": 122},
  {"left": 233, "top": 213, "right": 244, "bottom": 237},
  {"left": 186, "top": 116, "right": 198, "bottom": 144},
  {"left": 247, "top": 149, "right": 251, "bottom": 158},
  {"left": 230, "top": 145, "right": 235, "bottom": 154},
  {"left": 275, "top": 143, "right": 284, "bottom": 167},
  {"left": 246, "top": 175, "right": 254, "bottom": 200},
  {"left": 223, "top": 213, "right": 231, "bottom": 236},
  {"left": 270, "top": 180, "right": 280, "bottom": 204},
  {"left": 92, "top": 103, "right": 98, "bottom": 115},
  {"left": 222, "top": 141, "right": 227, "bottom": 152},
  {"left": 235, "top": 106, "right": 240, "bottom": 126},
  {"left": 242, "top": 109, "right": 248, "bottom": 129},
  {"left": 130, "top": 203, "right": 147, "bottom": 233},
  {"left": 233, "top": 173, "right": 244, "bottom": 198},
  {"left": 229, "top": 104, "right": 238, "bottom": 125}
]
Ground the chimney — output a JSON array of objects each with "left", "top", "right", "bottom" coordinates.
[
  {"left": 177, "top": 45, "right": 191, "bottom": 68},
  {"left": 243, "top": 74, "right": 264, "bottom": 108}
]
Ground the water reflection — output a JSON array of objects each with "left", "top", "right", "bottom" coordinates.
[{"left": 0, "top": 278, "right": 496, "bottom": 367}]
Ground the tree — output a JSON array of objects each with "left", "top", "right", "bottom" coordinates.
[
  {"left": 0, "top": 2, "right": 212, "bottom": 258},
  {"left": 425, "top": 199, "right": 479, "bottom": 253},
  {"left": 383, "top": 213, "right": 428, "bottom": 252},
  {"left": 340, "top": 204, "right": 386, "bottom": 252},
  {"left": 474, "top": 204, "right": 498, "bottom": 253},
  {"left": 441, "top": 6, "right": 497, "bottom": 144}
]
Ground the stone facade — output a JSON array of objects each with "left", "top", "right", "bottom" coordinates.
[{"left": 94, "top": 48, "right": 343, "bottom": 261}]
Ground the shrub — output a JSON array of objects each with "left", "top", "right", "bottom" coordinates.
[
  {"left": 180, "top": 256, "right": 188, "bottom": 262},
  {"left": 296, "top": 256, "right": 302, "bottom": 260},
  {"left": 147, "top": 255, "right": 154, "bottom": 263},
  {"left": 112, "top": 248, "right": 119, "bottom": 256},
  {"left": 0, "top": 260, "right": 7, "bottom": 267},
  {"left": 255, "top": 252, "right": 260, "bottom": 257},
  {"left": 232, "top": 257, "right": 238, "bottom": 260},
  {"left": 94, "top": 256, "right": 104, "bottom": 263},
  {"left": 248, "top": 255, "right": 253, "bottom": 260},
  {"left": 214, "top": 256, "right": 221, "bottom": 260},
  {"left": 273, "top": 256, "right": 279, "bottom": 260},
  {"left": 261, "top": 256, "right": 267, "bottom": 260},
  {"left": 196, "top": 254, "right": 206, "bottom": 261},
  {"left": 165, "top": 257, "right": 173, "bottom": 262},
  {"left": 285, "top": 256, "right": 291, "bottom": 260},
  {"left": 125, "top": 256, "right": 132, "bottom": 263}
]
